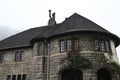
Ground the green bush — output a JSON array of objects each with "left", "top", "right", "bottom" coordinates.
[{"left": 67, "top": 54, "right": 92, "bottom": 69}]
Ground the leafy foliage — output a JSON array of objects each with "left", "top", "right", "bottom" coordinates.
[
  {"left": 67, "top": 54, "right": 92, "bottom": 69},
  {"left": 109, "top": 62, "right": 120, "bottom": 74}
]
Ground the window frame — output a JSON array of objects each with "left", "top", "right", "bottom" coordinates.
[
  {"left": 7, "top": 74, "right": 26, "bottom": 80},
  {"left": 66, "top": 39, "right": 72, "bottom": 51},
  {"left": 100, "top": 40, "right": 106, "bottom": 52},
  {"left": 7, "top": 75, "right": 11, "bottom": 80},
  {"left": 12, "top": 75, "right": 16, "bottom": 80},
  {"left": 94, "top": 38, "right": 111, "bottom": 52},
  {"left": 15, "top": 51, "right": 24, "bottom": 62},
  {"left": 38, "top": 43, "right": 44, "bottom": 55},
  {"left": 74, "top": 39, "right": 79, "bottom": 51},
  {"left": 105, "top": 40, "right": 111, "bottom": 52},
  {"left": 0, "top": 53, "right": 4, "bottom": 63},
  {"left": 59, "top": 40, "right": 66, "bottom": 53}
]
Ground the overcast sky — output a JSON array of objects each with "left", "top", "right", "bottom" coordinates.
[{"left": 0, "top": 0, "right": 120, "bottom": 61}]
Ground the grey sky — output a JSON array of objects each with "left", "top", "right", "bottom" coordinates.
[{"left": 0, "top": 0, "right": 120, "bottom": 61}]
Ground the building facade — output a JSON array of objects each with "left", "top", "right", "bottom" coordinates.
[{"left": 0, "top": 12, "right": 120, "bottom": 80}]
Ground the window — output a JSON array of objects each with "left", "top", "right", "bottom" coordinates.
[
  {"left": 17, "top": 75, "right": 21, "bottom": 80},
  {"left": 42, "top": 57, "right": 47, "bottom": 75},
  {"left": 12, "top": 75, "right": 16, "bottom": 80},
  {"left": 15, "top": 51, "right": 24, "bottom": 62},
  {"left": 74, "top": 39, "right": 79, "bottom": 50},
  {"left": 105, "top": 41, "right": 111, "bottom": 52},
  {"left": 38, "top": 43, "right": 44, "bottom": 55},
  {"left": 60, "top": 40, "right": 66, "bottom": 52},
  {"left": 22, "top": 74, "right": 26, "bottom": 80},
  {"left": 94, "top": 39, "right": 111, "bottom": 52},
  {"left": 48, "top": 43, "right": 51, "bottom": 53},
  {"left": 7, "top": 75, "right": 11, "bottom": 80},
  {"left": 66, "top": 40, "right": 72, "bottom": 51},
  {"left": 0, "top": 53, "right": 4, "bottom": 63},
  {"left": 7, "top": 74, "right": 26, "bottom": 80},
  {"left": 94, "top": 40, "right": 100, "bottom": 51},
  {"left": 100, "top": 40, "right": 105, "bottom": 52},
  {"left": 59, "top": 39, "right": 80, "bottom": 52}
]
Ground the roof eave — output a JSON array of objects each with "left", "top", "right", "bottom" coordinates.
[{"left": 47, "top": 30, "right": 120, "bottom": 47}]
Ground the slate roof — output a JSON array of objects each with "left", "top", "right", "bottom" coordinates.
[
  {"left": 0, "top": 13, "right": 119, "bottom": 50},
  {"left": 0, "top": 26, "right": 52, "bottom": 50}
]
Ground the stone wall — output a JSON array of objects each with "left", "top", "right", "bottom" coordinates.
[
  {"left": 0, "top": 34, "right": 119, "bottom": 80},
  {"left": 0, "top": 48, "right": 34, "bottom": 80},
  {"left": 49, "top": 34, "right": 119, "bottom": 80}
]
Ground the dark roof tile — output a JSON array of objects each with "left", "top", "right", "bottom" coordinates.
[{"left": 0, "top": 13, "right": 119, "bottom": 50}]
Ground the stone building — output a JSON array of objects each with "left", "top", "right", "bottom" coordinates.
[{"left": 0, "top": 12, "right": 120, "bottom": 80}]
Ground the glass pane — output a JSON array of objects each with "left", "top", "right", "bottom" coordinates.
[
  {"left": 22, "top": 74, "right": 26, "bottom": 80},
  {"left": 0, "top": 54, "right": 3, "bottom": 63},
  {"left": 19, "top": 51, "right": 24, "bottom": 61},
  {"left": 38, "top": 43, "right": 43, "bottom": 55},
  {"left": 74, "top": 39, "right": 79, "bottom": 50},
  {"left": 12, "top": 75, "right": 16, "bottom": 80},
  {"left": 15, "top": 52, "right": 19, "bottom": 62},
  {"left": 100, "top": 40, "right": 105, "bottom": 52},
  {"left": 60, "top": 40, "right": 65, "bottom": 52},
  {"left": 66, "top": 40, "right": 72, "bottom": 51},
  {"left": 105, "top": 41, "right": 111, "bottom": 52},
  {"left": 17, "top": 75, "right": 21, "bottom": 80},
  {"left": 94, "top": 40, "right": 100, "bottom": 51},
  {"left": 7, "top": 75, "right": 11, "bottom": 80}
]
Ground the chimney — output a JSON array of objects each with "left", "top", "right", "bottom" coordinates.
[{"left": 48, "top": 10, "right": 56, "bottom": 26}]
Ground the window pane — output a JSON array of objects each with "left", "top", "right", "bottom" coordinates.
[
  {"left": 60, "top": 40, "right": 65, "bottom": 52},
  {"left": 42, "top": 57, "right": 47, "bottom": 73},
  {"left": 38, "top": 43, "right": 43, "bottom": 55},
  {"left": 7, "top": 75, "right": 11, "bottom": 80},
  {"left": 66, "top": 40, "right": 72, "bottom": 51},
  {"left": 17, "top": 75, "right": 21, "bottom": 80},
  {"left": 74, "top": 39, "right": 79, "bottom": 50},
  {"left": 48, "top": 43, "right": 51, "bottom": 54},
  {"left": 22, "top": 74, "right": 26, "bottom": 80},
  {"left": 15, "top": 52, "right": 19, "bottom": 62},
  {"left": 12, "top": 75, "right": 16, "bottom": 80},
  {"left": 19, "top": 51, "right": 24, "bottom": 61},
  {"left": 105, "top": 41, "right": 111, "bottom": 52},
  {"left": 100, "top": 40, "right": 105, "bottom": 52},
  {"left": 94, "top": 40, "right": 100, "bottom": 51},
  {"left": 0, "top": 54, "right": 4, "bottom": 63}
]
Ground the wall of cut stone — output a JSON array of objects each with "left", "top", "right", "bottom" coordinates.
[
  {"left": 0, "top": 34, "right": 119, "bottom": 80},
  {"left": 0, "top": 48, "right": 34, "bottom": 80},
  {"left": 48, "top": 34, "right": 119, "bottom": 80}
]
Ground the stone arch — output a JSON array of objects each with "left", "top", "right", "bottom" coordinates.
[
  {"left": 97, "top": 68, "right": 112, "bottom": 80},
  {"left": 60, "top": 68, "right": 83, "bottom": 80}
]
